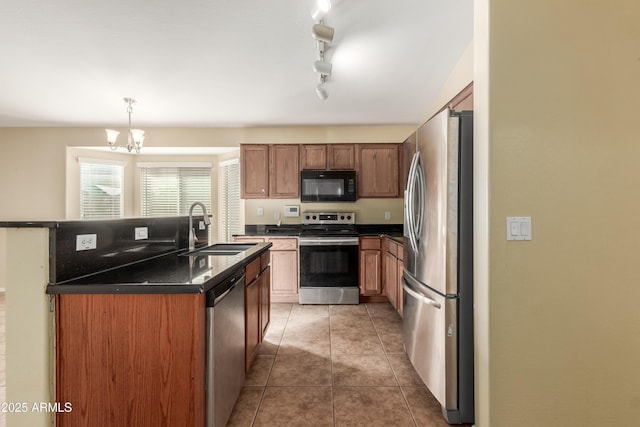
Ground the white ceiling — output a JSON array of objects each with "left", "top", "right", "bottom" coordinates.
[{"left": 0, "top": 0, "right": 473, "bottom": 128}]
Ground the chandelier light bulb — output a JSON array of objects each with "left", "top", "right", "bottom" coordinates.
[
  {"left": 311, "top": 0, "right": 331, "bottom": 21},
  {"left": 316, "top": 83, "right": 328, "bottom": 100}
]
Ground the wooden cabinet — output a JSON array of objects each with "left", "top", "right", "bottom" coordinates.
[
  {"left": 240, "top": 144, "right": 299, "bottom": 198},
  {"left": 267, "top": 237, "right": 299, "bottom": 303},
  {"left": 357, "top": 144, "right": 400, "bottom": 197},
  {"left": 241, "top": 144, "right": 269, "bottom": 198},
  {"left": 245, "top": 257, "right": 262, "bottom": 370},
  {"left": 359, "top": 236, "right": 382, "bottom": 295},
  {"left": 244, "top": 251, "right": 271, "bottom": 370},
  {"left": 55, "top": 293, "right": 206, "bottom": 426},
  {"left": 269, "top": 145, "right": 299, "bottom": 198},
  {"left": 328, "top": 144, "right": 355, "bottom": 169},
  {"left": 382, "top": 237, "right": 404, "bottom": 316},
  {"left": 234, "top": 236, "right": 298, "bottom": 303},
  {"left": 300, "top": 144, "right": 328, "bottom": 170},
  {"left": 397, "top": 247, "right": 404, "bottom": 316},
  {"left": 300, "top": 144, "right": 356, "bottom": 170}
]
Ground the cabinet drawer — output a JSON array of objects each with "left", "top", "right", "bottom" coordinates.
[
  {"left": 384, "top": 238, "right": 398, "bottom": 256},
  {"left": 246, "top": 257, "right": 261, "bottom": 284},
  {"left": 360, "top": 237, "right": 381, "bottom": 250},
  {"left": 260, "top": 250, "right": 270, "bottom": 271},
  {"left": 234, "top": 236, "right": 266, "bottom": 243},
  {"left": 266, "top": 237, "right": 298, "bottom": 250}
]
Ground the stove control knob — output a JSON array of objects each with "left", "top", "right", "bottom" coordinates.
[
  {"left": 312, "top": 215, "right": 317, "bottom": 220},
  {"left": 340, "top": 215, "right": 345, "bottom": 220},
  {"left": 347, "top": 215, "right": 352, "bottom": 220}
]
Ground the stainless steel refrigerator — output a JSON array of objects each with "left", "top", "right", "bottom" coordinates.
[{"left": 403, "top": 108, "right": 474, "bottom": 424}]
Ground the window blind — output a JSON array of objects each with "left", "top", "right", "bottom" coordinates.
[
  {"left": 218, "top": 159, "right": 241, "bottom": 241},
  {"left": 80, "top": 161, "right": 124, "bottom": 219},
  {"left": 140, "top": 166, "right": 212, "bottom": 216}
]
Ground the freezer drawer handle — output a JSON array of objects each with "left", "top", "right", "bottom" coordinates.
[{"left": 402, "top": 278, "right": 441, "bottom": 309}]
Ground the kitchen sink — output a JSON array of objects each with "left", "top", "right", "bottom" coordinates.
[{"left": 180, "top": 243, "right": 257, "bottom": 256}]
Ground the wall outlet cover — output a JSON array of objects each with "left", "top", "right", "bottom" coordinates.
[
  {"left": 76, "top": 234, "right": 97, "bottom": 251},
  {"left": 135, "top": 227, "right": 148, "bottom": 240}
]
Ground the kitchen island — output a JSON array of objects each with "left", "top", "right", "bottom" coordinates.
[{"left": 2, "top": 216, "right": 271, "bottom": 427}]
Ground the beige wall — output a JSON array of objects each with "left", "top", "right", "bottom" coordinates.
[
  {"left": 476, "top": 0, "right": 640, "bottom": 425},
  {"left": 244, "top": 198, "right": 404, "bottom": 226},
  {"left": 0, "top": 125, "right": 414, "bottom": 222}
]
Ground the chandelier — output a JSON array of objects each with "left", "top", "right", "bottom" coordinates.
[{"left": 105, "top": 97, "right": 145, "bottom": 153}]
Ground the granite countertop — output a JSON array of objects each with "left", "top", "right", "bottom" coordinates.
[{"left": 46, "top": 242, "right": 272, "bottom": 295}]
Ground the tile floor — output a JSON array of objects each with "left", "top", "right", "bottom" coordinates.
[{"left": 227, "top": 302, "right": 470, "bottom": 427}]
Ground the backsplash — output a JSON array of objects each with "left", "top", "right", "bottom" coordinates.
[
  {"left": 244, "top": 198, "right": 404, "bottom": 225},
  {"left": 50, "top": 216, "right": 208, "bottom": 283}
]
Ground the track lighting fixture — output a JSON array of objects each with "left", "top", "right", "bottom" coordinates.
[
  {"left": 311, "top": 0, "right": 331, "bottom": 21},
  {"left": 313, "top": 60, "right": 332, "bottom": 76},
  {"left": 105, "top": 97, "right": 145, "bottom": 153},
  {"left": 311, "top": 0, "right": 334, "bottom": 100},
  {"left": 316, "top": 75, "right": 328, "bottom": 100},
  {"left": 311, "top": 23, "right": 334, "bottom": 43}
]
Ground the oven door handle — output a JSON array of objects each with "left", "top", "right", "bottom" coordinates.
[{"left": 299, "top": 238, "right": 360, "bottom": 246}]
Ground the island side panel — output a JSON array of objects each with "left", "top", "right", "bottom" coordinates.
[{"left": 55, "top": 293, "right": 206, "bottom": 426}]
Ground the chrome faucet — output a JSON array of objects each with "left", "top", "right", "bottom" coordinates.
[{"left": 188, "top": 202, "right": 211, "bottom": 251}]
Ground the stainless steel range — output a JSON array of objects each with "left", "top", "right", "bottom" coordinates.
[{"left": 298, "top": 212, "right": 359, "bottom": 304}]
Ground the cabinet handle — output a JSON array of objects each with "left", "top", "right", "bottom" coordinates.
[{"left": 261, "top": 188, "right": 265, "bottom": 194}]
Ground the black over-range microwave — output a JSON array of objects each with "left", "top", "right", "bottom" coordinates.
[{"left": 300, "top": 170, "right": 357, "bottom": 202}]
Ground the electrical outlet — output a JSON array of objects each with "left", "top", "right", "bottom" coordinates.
[
  {"left": 385, "top": 211, "right": 391, "bottom": 221},
  {"left": 257, "top": 207, "right": 264, "bottom": 216},
  {"left": 134, "top": 227, "right": 148, "bottom": 240},
  {"left": 199, "top": 220, "right": 206, "bottom": 230},
  {"left": 76, "top": 234, "right": 97, "bottom": 251}
]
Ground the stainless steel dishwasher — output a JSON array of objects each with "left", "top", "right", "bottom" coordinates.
[{"left": 206, "top": 269, "right": 245, "bottom": 427}]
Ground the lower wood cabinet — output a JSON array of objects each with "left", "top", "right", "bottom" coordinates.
[
  {"left": 244, "top": 251, "right": 271, "bottom": 371},
  {"left": 55, "top": 293, "right": 206, "bottom": 427},
  {"left": 234, "top": 236, "right": 299, "bottom": 303},
  {"left": 383, "top": 236, "right": 404, "bottom": 316},
  {"left": 359, "top": 236, "right": 382, "bottom": 295}
]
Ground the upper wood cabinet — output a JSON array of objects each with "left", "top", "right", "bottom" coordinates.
[
  {"left": 357, "top": 144, "right": 400, "bottom": 197},
  {"left": 328, "top": 144, "right": 355, "bottom": 169},
  {"left": 269, "top": 145, "right": 299, "bottom": 198},
  {"left": 300, "top": 144, "right": 355, "bottom": 170},
  {"left": 241, "top": 145, "right": 269, "bottom": 198},
  {"left": 300, "top": 145, "right": 327, "bottom": 170},
  {"left": 241, "top": 144, "right": 299, "bottom": 199}
]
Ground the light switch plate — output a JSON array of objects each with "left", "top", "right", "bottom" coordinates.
[
  {"left": 76, "top": 234, "right": 97, "bottom": 251},
  {"left": 506, "top": 217, "right": 532, "bottom": 241},
  {"left": 135, "top": 227, "right": 148, "bottom": 240},
  {"left": 257, "top": 207, "right": 264, "bottom": 216},
  {"left": 384, "top": 211, "right": 391, "bottom": 221}
]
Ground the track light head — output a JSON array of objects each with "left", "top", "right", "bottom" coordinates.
[
  {"left": 312, "top": 23, "right": 334, "bottom": 43},
  {"left": 316, "top": 83, "right": 328, "bottom": 100},
  {"left": 311, "top": 0, "right": 332, "bottom": 21},
  {"left": 313, "top": 60, "right": 332, "bottom": 76}
]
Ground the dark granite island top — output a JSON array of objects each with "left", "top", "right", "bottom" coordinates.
[{"left": 46, "top": 242, "right": 272, "bottom": 295}]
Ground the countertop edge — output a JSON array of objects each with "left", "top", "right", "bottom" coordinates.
[{"left": 46, "top": 243, "right": 273, "bottom": 295}]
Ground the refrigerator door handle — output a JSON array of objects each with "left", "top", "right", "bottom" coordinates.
[
  {"left": 406, "top": 152, "right": 420, "bottom": 252},
  {"left": 414, "top": 155, "right": 426, "bottom": 241},
  {"left": 402, "top": 277, "right": 441, "bottom": 309}
]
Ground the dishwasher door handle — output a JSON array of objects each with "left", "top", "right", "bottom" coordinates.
[{"left": 214, "top": 273, "right": 245, "bottom": 305}]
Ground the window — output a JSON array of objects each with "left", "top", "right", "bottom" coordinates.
[
  {"left": 139, "top": 163, "right": 211, "bottom": 217},
  {"left": 218, "top": 159, "right": 241, "bottom": 241},
  {"left": 79, "top": 158, "right": 124, "bottom": 219}
]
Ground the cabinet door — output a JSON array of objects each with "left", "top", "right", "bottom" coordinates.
[
  {"left": 269, "top": 145, "right": 299, "bottom": 198},
  {"left": 260, "top": 265, "right": 271, "bottom": 339},
  {"left": 359, "top": 249, "right": 381, "bottom": 295},
  {"left": 397, "top": 258, "right": 404, "bottom": 316},
  {"left": 358, "top": 144, "right": 400, "bottom": 197},
  {"left": 270, "top": 250, "right": 299, "bottom": 301},
  {"left": 385, "top": 250, "right": 398, "bottom": 309},
  {"left": 328, "top": 144, "right": 355, "bottom": 170},
  {"left": 241, "top": 145, "right": 269, "bottom": 198},
  {"left": 300, "top": 145, "right": 327, "bottom": 170},
  {"left": 245, "top": 277, "right": 261, "bottom": 371}
]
